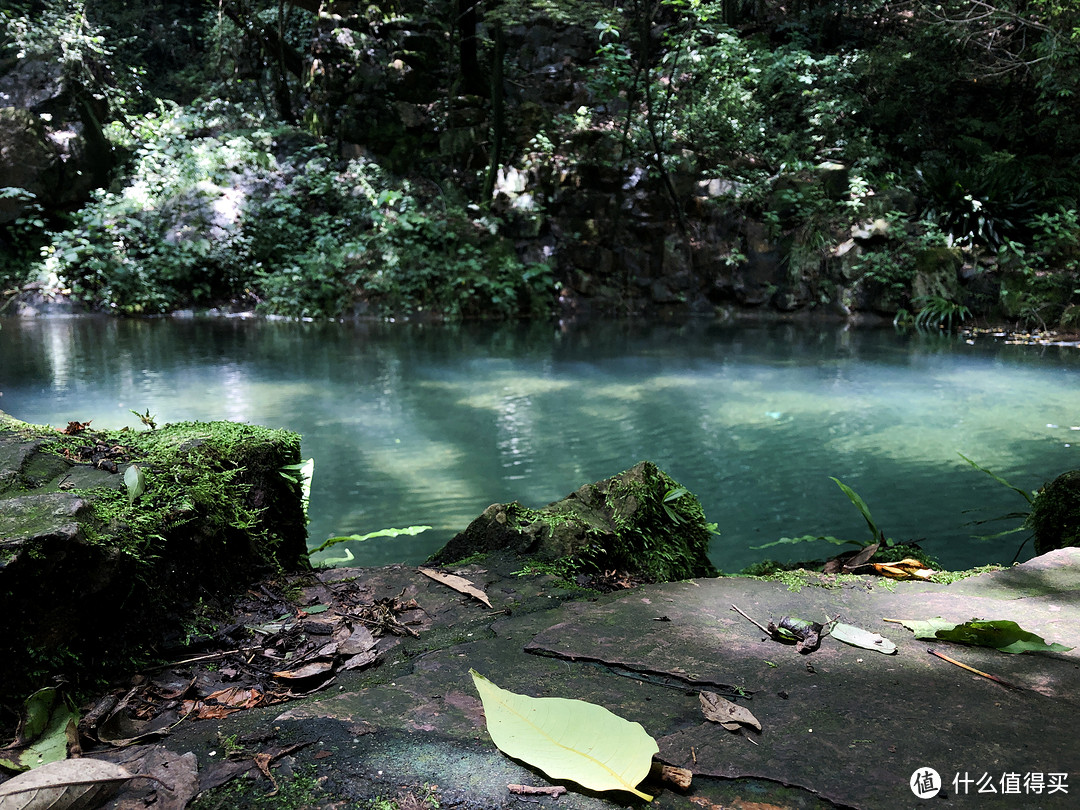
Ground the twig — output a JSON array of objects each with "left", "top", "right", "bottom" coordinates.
[
  {"left": 650, "top": 761, "right": 692, "bottom": 789},
  {"left": 730, "top": 604, "right": 772, "bottom": 636},
  {"left": 508, "top": 784, "right": 566, "bottom": 797},
  {"left": 926, "top": 648, "right": 1022, "bottom": 690},
  {"left": 148, "top": 647, "right": 262, "bottom": 670}
]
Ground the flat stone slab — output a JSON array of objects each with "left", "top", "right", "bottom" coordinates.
[
  {"left": 145, "top": 549, "right": 1080, "bottom": 809},
  {"left": 527, "top": 552, "right": 1080, "bottom": 807}
]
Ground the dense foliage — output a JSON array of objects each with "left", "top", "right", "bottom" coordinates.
[{"left": 1, "top": 0, "right": 1077, "bottom": 323}]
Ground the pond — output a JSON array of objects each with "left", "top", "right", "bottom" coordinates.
[{"left": 1, "top": 316, "right": 1077, "bottom": 573}]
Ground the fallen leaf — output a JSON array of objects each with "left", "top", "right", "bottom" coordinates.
[
  {"left": 340, "top": 650, "right": 378, "bottom": 671},
  {"left": 471, "top": 670, "right": 657, "bottom": 800},
  {"left": 96, "top": 708, "right": 179, "bottom": 747},
  {"left": 829, "top": 622, "right": 897, "bottom": 654},
  {"left": 845, "top": 541, "right": 880, "bottom": 569},
  {"left": 94, "top": 746, "right": 197, "bottom": 810},
  {"left": 0, "top": 758, "right": 136, "bottom": 809},
  {"left": 124, "top": 464, "right": 145, "bottom": 505},
  {"left": 0, "top": 688, "right": 79, "bottom": 771},
  {"left": 271, "top": 661, "right": 334, "bottom": 680},
  {"left": 419, "top": 568, "right": 492, "bottom": 608},
  {"left": 699, "top": 691, "right": 761, "bottom": 731},
  {"left": 885, "top": 618, "right": 1072, "bottom": 654},
  {"left": 869, "top": 558, "right": 934, "bottom": 580},
  {"left": 337, "top": 626, "right": 376, "bottom": 656}
]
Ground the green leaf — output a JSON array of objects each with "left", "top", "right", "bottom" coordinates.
[
  {"left": 752, "top": 534, "right": 857, "bottom": 550},
  {"left": 663, "top": 486, "right": 689, "bottom": 502},
  {"left": 829, "top": 622, "right": 897, "bottom": 654},
  {"left": 470, "top": 670, "right": 658, "bottom": 801},
  {"left": 0, "top": 688, "right": 78, "bottom": 772},
  {"left": 889, "top": 618, "right": 1072, "bottom": 654},
  {"left": 957, "top": 453, "right": 1034, "bottom": 505},
  {"left": 309, "top": 525, "right": 431, "bottom": 556},
  {"left": 830, "top": 477, "right": 882, "bottom": 543}
]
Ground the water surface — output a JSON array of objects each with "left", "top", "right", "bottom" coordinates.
[{"left": 2, "top": 316, "right": 1076, "bottom": 572}]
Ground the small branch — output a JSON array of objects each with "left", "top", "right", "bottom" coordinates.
[
  {"left": 730, "top": 604, "right": 772, "bottom": 636},
  {"left": 508, "top": 783, "right": 566, "bottom": 797},
  {"left": 149, "top": 647, "right": 263, "bottom": 670},
  {"left": 650, "top": 761, "right": 692, "bottom": 789},
  {"left": 926, "top": 648, "right": 1022, "bottom": 690}
]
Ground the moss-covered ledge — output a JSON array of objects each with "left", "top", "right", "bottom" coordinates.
[{"left": 0, "top": 409, "right": 309, "bottom": 704}]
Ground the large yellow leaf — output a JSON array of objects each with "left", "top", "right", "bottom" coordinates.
[{"left": 470, "top": 670, "right": 658, "bottom": 801}]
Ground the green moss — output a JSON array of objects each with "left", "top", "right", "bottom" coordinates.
[
  {"left": 443, "top": 551, "right": 490, "bottom": 566},
  {"left": 741, "top": 568, "right": 871, "bottom": 593},
  {"left": 510, "top": 557, "right": 600, "bottom": 595},
  {"left": 46, "top": 420, "right": 302, "bottom": 570},
  {"left": 1, "top": 414, "right": 308, "bottom": 705},
  {"left": 600, "top": 464, "right": 719, "bottom": 582},
  {"left": 189, "top": 764, "right": 327, "bottom": 810},
  {"left": 929, "top": 563, "right": 1005, "bottom": 584}
]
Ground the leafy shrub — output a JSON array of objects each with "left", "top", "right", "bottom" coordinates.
[
  {"left": 41, "top": 102, "right": 553, "bottom": 318},
  {"left": 912, "top": 295, "right": 971, "bottom": 331},
  {"left": 916, "top": 154, "right": 1040, "bottom": 248}
]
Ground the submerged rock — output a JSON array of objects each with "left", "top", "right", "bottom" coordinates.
[
  {"left": 0, "top": 410, "right": 309, "bottom": 703},
  {"left": 430, "top": 461, "right": 718, "bottom": 583}
]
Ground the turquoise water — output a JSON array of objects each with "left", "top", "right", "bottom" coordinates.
[{"left": 1, "top": 316, "right": 1077, "bottom": 572}]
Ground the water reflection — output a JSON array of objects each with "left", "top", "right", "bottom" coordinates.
[{"left": 1, "top": 316, "right": 1077, "bottom": 572}]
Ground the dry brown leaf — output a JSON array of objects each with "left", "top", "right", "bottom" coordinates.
[
  {"left": 871, "top": 558, "right": 934, "bottom": 580},
  {"left": 0, "top": 758, "right": 140, "bottom": 810},
  {"left": 699, "top": 691, "right": 761, "bottom": 731},
  {"left": 271, "top": 661, "right": 334, "bottom": 680},
  {"left": 340, "top": 650, "right": 378, "bottom": 671},
  {"left": 338, "top": 626, "right": 376, "bottom": 656},
  {"left": 418, "top": 567, "right": 492, "bottom": 608},
  {"left": 840, "top": 541, "right": 880, "bottom": 571}
]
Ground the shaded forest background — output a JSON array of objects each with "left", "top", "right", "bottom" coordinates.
[{"left": 1, "top": 0, "right": 1078, "bottom": 326}]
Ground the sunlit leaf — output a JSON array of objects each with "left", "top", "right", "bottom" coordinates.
[
  {"left": 470, "top": 670, "right": 658, "bottom": 801},
  {"left": 829, "top": 622, "right": 897, "bottom": 654},
  {"left": 885, "top": 618, "right": 1072, "bottom": 654},
  {"left": 870, "top": 558, "right": 934, "bottom": 580},
  {"left": 124, "top": 464, "right": 145, "bottom": 506},
  {"left": 308, "top": 525, "right": 431, "bottom": 556}
]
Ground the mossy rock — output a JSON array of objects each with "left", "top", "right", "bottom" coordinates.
[
  {"left": 430, "top": 461, "right": 718, "bottom": 583},
  {"left": 911, "top": 247, "right": 962, "bottom": 301},
  {"left": 1028, "top": 470, "right": 1080, "bottom": 555},
  {"left": 0, "top": 410, "right": 309, "bottom": 703}
]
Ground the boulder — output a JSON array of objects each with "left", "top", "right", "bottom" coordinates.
[
  {"left": 429, "top": 461, "right": 718, "bottom": 583},
  {"left": 0, "top": 410, "right": 309, "bottom": 703},
  {"left": 1028, "top": 469, "right": 1080, "bottom": 555}
]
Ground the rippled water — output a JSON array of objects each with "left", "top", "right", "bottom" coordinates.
[{"left": 2, "top": 316, "right": 1077, "bottom": 572}]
